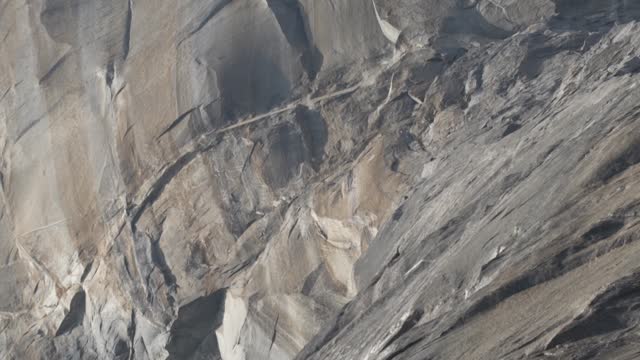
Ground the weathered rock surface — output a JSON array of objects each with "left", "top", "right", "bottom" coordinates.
[{"left": 1, "top": 0, "right": 640, "bottom": 359}]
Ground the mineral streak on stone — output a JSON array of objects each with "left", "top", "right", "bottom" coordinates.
[{"left": 1, "top": 0, "right": 640, "bottom": 359}]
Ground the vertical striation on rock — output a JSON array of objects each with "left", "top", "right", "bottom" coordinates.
[{"left": 1, "top": 0, "right": 640, "bottom": 359}]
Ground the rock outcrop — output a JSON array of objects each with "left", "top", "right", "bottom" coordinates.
[{"left": 1, "top": 0, "right": 640, "bottom": 359}]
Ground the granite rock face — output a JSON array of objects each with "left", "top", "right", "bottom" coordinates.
[{"left": 1, "top": 0, "right": 640, "bottom": 359}]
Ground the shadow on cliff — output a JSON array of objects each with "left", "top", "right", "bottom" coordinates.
[
  {"left": 551, "top": 0, "right": 640, "bottom": 31},
  {"left": 166, "top": 289, "right": 226, "bottom": 360}
]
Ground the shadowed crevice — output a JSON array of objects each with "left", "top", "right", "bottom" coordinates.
[
  {"left": 122, "top": 0, "right": 133, "bottom": 60},
  {"left": 265, "top": 0, "right": 324, "bottom": 79},
  {"left": 55, "top": 289, "right": 86, "bottom": 337},
  {"left": 166, "top": 289, "right": 226, "bottom": 360}
]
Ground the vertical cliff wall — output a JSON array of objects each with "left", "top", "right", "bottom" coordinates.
[{"left": 1, "top": 1, "right": 640, "bottom": 359}]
